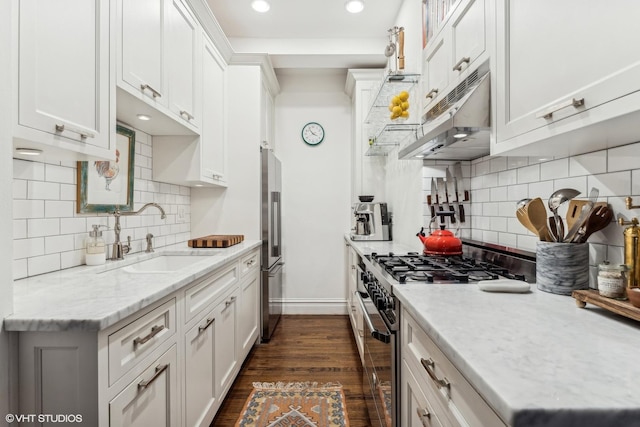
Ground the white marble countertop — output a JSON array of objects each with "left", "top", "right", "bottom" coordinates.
[
  {"left": 5, "top": 240, "right": 261, "bottom": 332},
  {"left": 346, "top": 235, "right": 640, "bottom": 426}
]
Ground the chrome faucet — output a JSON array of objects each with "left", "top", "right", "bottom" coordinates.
[{"left": 111, "top": 203, "right": 166, "bottom": 260}]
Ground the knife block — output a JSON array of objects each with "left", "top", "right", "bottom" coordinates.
[{"left": 536, "top": 242, "right": 589, "bottom": 295}]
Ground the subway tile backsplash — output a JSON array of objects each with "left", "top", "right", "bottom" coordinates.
[
  {"left": 423, "top": 140, "right": 640, "bottom": 289},
  {"left": 12, "top": 126, "right": 191, "bottom": 280}
]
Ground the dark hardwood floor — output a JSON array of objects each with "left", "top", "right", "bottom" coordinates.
[{"left": 210, "top": 315, "right": 371, "bottom": 426}]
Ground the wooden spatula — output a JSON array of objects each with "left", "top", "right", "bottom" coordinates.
[
  {"left": 566, "top": 200, "right": 607, "bottom": 230},
  {"left": 524, "top": 197, "right": 553, "bottom": 241}
]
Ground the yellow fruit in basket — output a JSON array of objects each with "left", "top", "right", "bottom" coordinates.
[
  {"left": 401, "top": 110, "right": 410, "bottom": 118},
  {"left": 391, "top": 96, "right": 402, "bottom": 106},
  {"left": 388, "top": 103, "right": 395, "bottom": 112},
  {"left": 401, "top": 101, "right": 410, "bottom": 110},
  {"left": 390, "top": 112, "right": 400, "bottom": 120},
  {"left": 392, "top": 105, "right": 403, "bottom": 115},
  {"left": 399, "top": 91, "right": 409, "bottom": 101}
]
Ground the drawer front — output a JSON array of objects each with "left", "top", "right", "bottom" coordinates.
[
  {"left": 109, "top": 344, "right": 179, "bottom": 426},
  {"left": 239, "top": 249, "right": 259, "bottom": 279},
  {"left": 108, "top": 299, "right": 176, "bottom": 386},
  {"left": 402, "top": 310, "right": 506, "bottom": 427},
  {"left": 184, "top": 263, "right": 238, "bottom": 324}
]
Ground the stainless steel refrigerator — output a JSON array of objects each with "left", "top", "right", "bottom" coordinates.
[{"left": 261, "top": 147, "right": 283, "bottom": 341}]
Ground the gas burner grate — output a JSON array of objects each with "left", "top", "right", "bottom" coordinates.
[{"left": 370, "top": 251, "right": 528, "bottom": 284}]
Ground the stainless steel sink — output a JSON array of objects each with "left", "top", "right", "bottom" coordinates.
[{"left": 121, "top": 255, "right": 213, "bottom": 274}]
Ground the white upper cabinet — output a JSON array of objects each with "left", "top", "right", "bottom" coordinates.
[
  {"left": 14, "top": 0, "right": 115, "bottom": 161},
  {"left": 493, "top": 0, "right": 640, "bottom": 157},
  {"left": 166, "top": 0, "right": 200, "bottom": 128},
  {"left": 116, "top": 0, "right": 199, "bottom": 135},
  {"left": 152, "top": 33, "right": 227, "bottom": 187},
  {"left": 117, "top": 0, "right": 167, "bottom": 109},
  {"left": 200, "top": 34, "right": 227, "bottom": 184},
  {"left": 422, "top": 0, "right": 491, "bottom": 116}
]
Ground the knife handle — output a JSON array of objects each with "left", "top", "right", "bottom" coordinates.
[
  {"left": 459, "top": 204, "right": 465, "bottom": 223},
  {"left": 463, "top": 190, "right": 469, "bottom": 202},
  {"left": 427, "top": 195, "right": 432, "bottom": 205},
  {"left": 430, "top": 205, "right": 436, "bottom": 221},
  {"left": 449, "top": 205, "right": 456, "bottom": 223}
]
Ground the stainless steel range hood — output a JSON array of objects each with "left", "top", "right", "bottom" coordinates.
[{"left": 398, "top": 70, "right": 491, "bottom": 160}]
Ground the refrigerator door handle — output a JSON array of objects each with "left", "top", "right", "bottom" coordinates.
[
  {"left": 271, "top": 191, "right": 281, "bottom": 257},
  {"left": 268, "top": 261, "right": 284, "bottom": 277}
]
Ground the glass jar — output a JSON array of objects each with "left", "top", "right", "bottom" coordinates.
[{"left": 597, "top": 261, "right": 628, "bottom": 299}]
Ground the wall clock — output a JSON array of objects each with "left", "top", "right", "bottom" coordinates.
[{"left": 301, "top": 122, "right": 324, "bottom": 146}]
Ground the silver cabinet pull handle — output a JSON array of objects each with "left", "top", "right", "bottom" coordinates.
[
  {"left": 137, "top": 363, "right": 168, "bottom": 391},
  {"left": 180, "top": 110, "right": 194, "bottom": 121},
  {"left": 536, "top": 97, "right": 585, "bottom": 119},
  {"left": 420, "top": 357, "right": 450, "bottom": 390},
  {"left": 140, "top": 83, "right": 162, "bottom": 98},
  {"left": 133, "top": 324, "right": 165, "bottom": 349},
  {"left": 425, "top": 88, "right": 439, "bottom": 100},
  {"left": 198, "top": 317, "right": 215, "bottom": 334},
  {"left": 225, "top": 296, "right": 237, "bottom": 308},
  {"left": 417, "top": 408, "right": 431, "bottom": 427},
  {"left": 452, "top": 56, "right": 470, "bottom": 71},
  {"left": 54, "top": 124, "right": 95, "bottom": 139},
  {"left": 247, "top": 259, "right": 255, "bottom": 267}
]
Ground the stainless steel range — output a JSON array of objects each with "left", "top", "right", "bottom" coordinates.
[{"left": 356, "top": 240, "right": 536, "bottom": 427}]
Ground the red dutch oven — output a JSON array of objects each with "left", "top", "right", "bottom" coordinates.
[{"left": 417, "top": 226, "right": 462, "bottom": 256}]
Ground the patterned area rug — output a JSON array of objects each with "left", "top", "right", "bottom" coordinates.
[{"left": 235, "top": 381, "right": 350, "bottom": 427}]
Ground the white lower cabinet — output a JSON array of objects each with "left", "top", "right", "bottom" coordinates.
[
  {"left": 184, "top": 305, "right": 218, "bottom": 427},
  {"left": 17, "top": 248, "right": 261, "bottom": 427},
  {"left": 401, "top": 307, "right": 506, "bottom": 427},
  {"left": 109, "top": 345, "right": 180, "bottom": 427},
  {"left": 401, "top": 360, "right": 444, "bottom": 427}
]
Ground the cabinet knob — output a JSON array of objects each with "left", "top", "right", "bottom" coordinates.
[
  {"left": 140, "top": 83, "right": 162, "bottom": 99},
  {"left": 536, "top": 97, "right": 585, "bottom": 120},
  {"left": 180, "top": 110, "right": 194, "bottom": 121},
  {"left": 417, "top": 408, "right": 431, "bottom": 426},
  {"left": 452, "top": 56, "right": 470, "bottom": 71},
  {"left": 425, "top": 88, "right": 439, "bottom": 100}
]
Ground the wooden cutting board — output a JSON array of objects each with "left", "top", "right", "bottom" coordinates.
[{"left": 188, "top": 234, "right": 244, "bottom": 248}]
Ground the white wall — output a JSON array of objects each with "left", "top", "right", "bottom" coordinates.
[
  {"left": 276, "top": 69, "right": 352, "bottom": 314},
  {"left": 191, "top": 65, "right": 262, "bottom": 241},
  {"left": 1, "top": 0, "right": 15, "bottom": 419},
  {"left": 12, "top": 127, "right": 191, "bottom": 280}
]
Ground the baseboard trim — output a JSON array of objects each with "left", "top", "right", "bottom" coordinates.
[{"left": 280, "top": 299, "right": 348, "bottom": 315}]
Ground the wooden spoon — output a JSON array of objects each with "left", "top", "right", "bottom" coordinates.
[{"left": 524, "top": 197, "right": 553, "bottom": 241}]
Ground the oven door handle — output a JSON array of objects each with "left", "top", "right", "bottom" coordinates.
[{"left": 355, "top": 291, "right": 391, "bottom": 344}]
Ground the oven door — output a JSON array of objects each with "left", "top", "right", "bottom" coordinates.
[{"left": 356, "top": 291, "right": 394, "bottom": 427}]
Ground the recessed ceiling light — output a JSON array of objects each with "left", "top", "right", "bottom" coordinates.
[
  {"left": 453, "top": 133, "right": 468, "bottom": 139},
  {"left": 194, "top": 184, "right": 203, "bottom": 187},
  {"left": 345, "top": 0, "right": 364, "bottom": 13},
  {"left": 137, "top": 114, "right": 151, "bottom": 121},
  {"left": 251, "top": 0, "right": 270, "bottom": 12},
  {"left": 415, "top": 155, "right": 424, "bottom": 158},
  {"left": 15, "top": 147, "right": 43, "bottom": 156}
]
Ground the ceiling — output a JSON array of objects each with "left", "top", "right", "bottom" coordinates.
[{"left": 206, "top": 0, "right": 405, "bottom": 70}]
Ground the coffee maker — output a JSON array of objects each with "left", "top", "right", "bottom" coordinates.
[{"left": 351, "top": 203, "right": 392, "bottom": 241}]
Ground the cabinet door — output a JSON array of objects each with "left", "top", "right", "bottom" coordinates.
[
  {"left": 167, "top": 0, "right": 199, "bottom": 127},
  {"left": 496, "top": 0, "right": 640, "bottom": 145},
  {"left": 422, "top": 35, "right": 449, "bottom": 113},
  {"left": 184, "top": 307, "right": 218, "bottom": 427},
  {"left": 215, "top": 288, "right": 239, "bottom": 398},
  {"left": 17, "top": 0, "right": 110, "bottom": 148},
  {"left": 109, "top": 345, "right": 179, "bottom": 427},
  {"left": 118, "top": 0, "right": 167, "bottom": 106},
  {"left": 401, "top": 360, "right": 444, "bottom": 427},
  {"left": 201, "top": 35, "right": 227, "bottom": 183},
  {"left": 450, "top": 0, "right": 486, "bottom": 75},
  {"left": 238, "top": 273, "right": 260, "bottom": 357}
]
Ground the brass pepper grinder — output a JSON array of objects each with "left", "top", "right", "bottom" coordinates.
[{"left": 619, "top": 197, "right": 640, "bottom": 288}]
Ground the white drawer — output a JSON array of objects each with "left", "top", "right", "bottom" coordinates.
[
  {"left": 239, "top": 249, "right": 259, "bottom": 279},
  {"left": 108, "top": 299, "right": 176, "bottom": 386},
  {"left": 184, "top": 263, "right": 238, "bottom": 324},
  {"left": 402, "top": 309, "right": 506, "bottom": 427}
]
